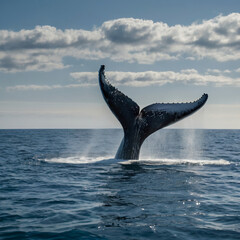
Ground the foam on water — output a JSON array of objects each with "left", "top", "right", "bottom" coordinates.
[
  {"left": 43, "top": 156, "right": 115, "bottom": 164},
  {"left": 121, "top": 158, "right": 231, "bottom": 166},
  {"left": 42, "top": 156, "right": 231, "bottom": 166}
]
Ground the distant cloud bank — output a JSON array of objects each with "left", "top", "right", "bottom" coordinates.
[
  {"left": 1, "top": 13, "right": 240, "bottom": 72},
  {"left": 71, "top": 68, "right": 240, "bottom": 87},
  {"left": 7, "top": 68, "right": 240, "bottom": 91}
]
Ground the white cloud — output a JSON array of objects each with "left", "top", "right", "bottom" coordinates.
[
  {"left": 6, "top": 67, "right": 240, "bottom": 91},
  {"left": 6, "top": 83, "right": 95, "bottom": 91},
  {"left": 70, "top": 69, "right": 240, "bottom": 87},
  {"left": 1, "top": 13, "right": 240, "bottom": 72},
  {"left": 206, "top": 69, "right": 232, "bottom": 75}
]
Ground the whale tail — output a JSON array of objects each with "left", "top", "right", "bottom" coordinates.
[{"left": 99, "top": 65, "right": 208, "bottom": 160}]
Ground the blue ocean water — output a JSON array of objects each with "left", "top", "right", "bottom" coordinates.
[{"left": 0, "top": 129, "right": 239, "bottom": 240}]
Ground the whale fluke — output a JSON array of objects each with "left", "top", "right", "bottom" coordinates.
[
  {"left": 98, "top": 65, "right": 139, "bottom": 131},
  {"left": 99, "top": 65, "right": 208, "bottom": 160}
]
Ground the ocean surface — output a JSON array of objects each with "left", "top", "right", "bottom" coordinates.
[{"left": 0, "top": 129, "right": 239, "bottom": 240}]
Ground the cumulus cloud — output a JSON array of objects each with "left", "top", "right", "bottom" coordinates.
[{"left": 1, "top": 13, "right": 240, "bottom": 72}]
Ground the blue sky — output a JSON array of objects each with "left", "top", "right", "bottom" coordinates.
[{"left": 0, "top": 0, "right": 240, "bottom": 129}]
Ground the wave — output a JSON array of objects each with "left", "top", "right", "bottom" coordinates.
[{"left": 41, "top": 156, "right": 231, "bottom": 166}]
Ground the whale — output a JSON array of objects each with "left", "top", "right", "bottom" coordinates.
[{"left": 98, "top": 65, "right": 208, "bottom": 160}]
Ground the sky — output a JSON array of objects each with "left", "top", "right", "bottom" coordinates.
[{"left": 0, "top": 0, "right": 240, "bottom": 129}]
